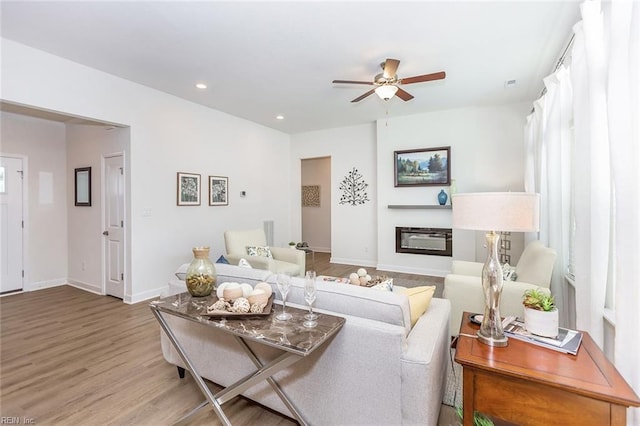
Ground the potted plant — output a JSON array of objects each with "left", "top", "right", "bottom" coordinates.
[
  {"left": 522, "top": 288, "right": 558, "bottom": 337},
  {"left": 288, "top": 241, "right": 297, "bottom": 249}
]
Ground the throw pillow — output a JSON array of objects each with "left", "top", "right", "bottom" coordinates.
[
  {"left": 216, "top": 255, "right": 230, "bottom": 264},
  {"left": 238, "top": 258, "right": 253, "bottom": 268},
  {"left": 246, "top": 245, "right": 273, "bottom": 258},
  {"left": 174, "top": 263, "right": 189, "bottom": 280},
  {"left": 400, "top": 286, "right": 436, "bottom": 327},
  {"left": 502, "top": 263, "right": 518, "bottom": 281}
]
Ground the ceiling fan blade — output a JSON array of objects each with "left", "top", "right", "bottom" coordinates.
[
  {"left": 351, "top": 89, "right": 375, "bottom": 103},
  {"left": 400, "top": 71, "right": 446, "bottom": 85},
  {"left": 333, "top": 79, "right": 374, "bottom": 85},
  {"left": 383, "top": 58, "right": 400, "bottom": 79},
  {"left": 395, "top": 87, "right": 414, "bottom": 101}
]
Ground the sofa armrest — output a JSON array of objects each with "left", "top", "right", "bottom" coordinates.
[
  {"left": 269, "top": 247, "right": 305, "bottom": 266},
  {"left": 443, "top": 274, "right": 550, "bottom": 336},
  {"left": 400, "top": 298, "right": 451, "bottom": 426},
  {"left": 451, "top": 260, "right": 484, "bottom": 276}
]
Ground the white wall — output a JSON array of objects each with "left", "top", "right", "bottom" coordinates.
[
  {"left": 301, "top": 157, "right": 331, "bottom": 252},
  {"left": 0, "top": 112, "right": 68, "bottom": 290},
  {"left": 376, "top": 104, "right": 532, "bottom": 276},
  {"left": 2, "top": 39, "right": 292, "bottom": 302},
  {"left": 66, "top": 124, "right": 130, "bottom": 294},
  {"left": 291, "top": 123, "right": 377, "bottom": 267}
]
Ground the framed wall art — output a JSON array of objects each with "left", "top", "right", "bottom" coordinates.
[
  {"left": 208, "top": 175, "right": 228, "bottom": 206},
  {"left": 394, "top": 146, "right": 450, "bottom": 187},
  {"left": 74, "top": 167, "right": 92, "bottom": 206},
  {"left": 177, "top": 172, "right": 201, "bottom": 206},
  {"left": 301, "top": 185, "right": 320, "bottom": 207}
]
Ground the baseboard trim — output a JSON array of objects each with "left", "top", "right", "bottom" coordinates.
[
  {"left": 330, "top": 257, "right": 377, "bottom": 268},
  {"left": 128, "top": 286, "right": 166, "bottom": 304},
  {"left": 376, "top": 263, "right": 447, "bottom": 278},
  {"left": 25, "top": 278, "right": 66, "bottom": 292},
  {"left": 67, "top": 279, "right": 102, "bottom": 295}
]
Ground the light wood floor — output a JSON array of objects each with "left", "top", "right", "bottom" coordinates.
[{"left": 0, "top": 254, "right": 455, "bottom": 425}]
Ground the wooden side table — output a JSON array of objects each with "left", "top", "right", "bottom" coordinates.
[{"left": 455, "top": 312, "right": 640, "bottom": 426}]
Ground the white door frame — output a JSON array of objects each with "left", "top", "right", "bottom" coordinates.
[
  {"left": 0, "top": 153, "right": 28, "bottom": 294},
  {"left": 102, "top": 152, "right": 126, "bottom": 299}
]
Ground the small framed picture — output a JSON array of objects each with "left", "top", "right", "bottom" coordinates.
[
  {"left": 177, "top": 172, "right": 201, "bottom": 206},
  {"left": 209, "top": 176, "right": 228, "bottom": 206},
  {"left": 74, "top": 167, "right": 92, "bottom": 206}
]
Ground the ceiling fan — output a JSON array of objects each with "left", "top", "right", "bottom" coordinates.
[{"left": 333, "top": 58, "right": 445, "bottom": 103}]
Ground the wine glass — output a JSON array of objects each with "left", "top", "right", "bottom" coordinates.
[
  {"left": 303, "top": 270, "right": 318, "bottom": 328},
  {"left": 275, "top": 272, "right": 292, "bottom": 321}
]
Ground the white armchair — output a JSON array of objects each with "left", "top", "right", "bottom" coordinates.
[
  {"left": 224, "top": 228, "right": 305, "bottom": 277},
  {"left": 443, "top": 240, "right": 557, "bottom": 336}
]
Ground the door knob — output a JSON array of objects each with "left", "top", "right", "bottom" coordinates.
[{"left": 102, "top": 231, "right": 109, "bottom": 236}]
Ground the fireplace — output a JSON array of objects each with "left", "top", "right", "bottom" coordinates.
[{"left": 395, "top": 227, "right": 452, "bottom": 257}]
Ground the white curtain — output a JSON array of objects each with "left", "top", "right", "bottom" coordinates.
[
  {"left": 524, "top": 66, "right": 573, "bottom": 328},
  {"left": 527, "top": 1, "right": 639, "bottom": 423}
]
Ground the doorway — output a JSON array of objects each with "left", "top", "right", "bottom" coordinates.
[
  {"left": 0, "top": 156, "right": 24, "bottom": 293},
  {"left": 301, "top": 157, "right": 331, "bottom": 254},
  {"left": 103, "top": 154, "right": 125, "bottom": 299}
]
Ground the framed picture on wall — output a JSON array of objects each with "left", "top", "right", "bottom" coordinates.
[
  {"left": 208, "top": 175, "right": 228, "bottom": 206},
  {"left": 74, "top": 167, "right": 91, "bottom": 206},
  {"left": 177, "top": 172, "right": 201, "bottom": 206},
  {"left": 394, "top": 146, "right": 451, "bottom": 187}
]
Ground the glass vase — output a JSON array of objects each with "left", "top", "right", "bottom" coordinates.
[{"left": 185, "top": 246, "right": 216, "bottom": 297}]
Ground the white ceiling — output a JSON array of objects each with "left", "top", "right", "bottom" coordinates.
[{"left": 1, "top": 1, "right": 580, "bottom": 134}]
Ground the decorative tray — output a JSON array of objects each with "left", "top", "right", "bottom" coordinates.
[{"left": 199, "top": 294, "right": 274, "bottom": 318}]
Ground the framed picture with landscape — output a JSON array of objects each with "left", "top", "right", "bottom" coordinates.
[
  {"left": 394, "top": 146, "right": 450, "bottom": 187},
  {"left": 208, "top": 175, "right": 228, "bottom": 206},
  {"left": 177, "top": 172, "right": 201, "bottom": 206}
]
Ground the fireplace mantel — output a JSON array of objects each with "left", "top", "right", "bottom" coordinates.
[{"left": 387, "top": 205, "right": 452, "bottom": 210}]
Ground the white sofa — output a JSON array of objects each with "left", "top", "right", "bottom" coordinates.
[
  {"left": 443, "top": 240, "right": 557, "bottom": 336},
  {"left": 162, "top": 264, "right": 451, "bottom": 425}
]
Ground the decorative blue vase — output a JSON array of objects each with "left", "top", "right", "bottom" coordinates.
[{"left": 438, "top": 189, "right": 448, "bottom": 206}]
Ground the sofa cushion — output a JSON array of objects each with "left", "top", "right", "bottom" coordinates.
[
  {"left": 267, "top": 275, "right": 413, "bottom": 333},
  {"left": 401, "top": 286, "right": 436, "bottom": 327}
]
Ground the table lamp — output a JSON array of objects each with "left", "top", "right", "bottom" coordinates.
[{"left": 452, "top": 192, "right": 540, "bottom": 346}]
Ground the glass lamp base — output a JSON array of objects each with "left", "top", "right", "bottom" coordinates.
[
  {"left": 477, "top": 329, "right": 508, "bottom": 347},
  {"left": 276, "top": 312, "right": 292, "bottom": 321}
]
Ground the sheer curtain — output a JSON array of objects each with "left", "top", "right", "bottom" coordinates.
[
  {"left": 524, "top": 66, "right": 573, "bottom": 328},
  {"left": 526, "top": 1, "right": 639, "bottom": 423}
]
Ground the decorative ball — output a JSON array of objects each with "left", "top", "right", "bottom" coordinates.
[
  {"left": 359, "top": 276, "right": 369, "bottom": 285},
  {"left": 216, "top": 282, "right": 229, "bottom": 299},
  {"left": 250, "top": 303, "right": 267, "bottom": 314},
  {"left": 254, "top": 282, "right": 273, "bottom": 298},
  {"left": 223, "top": 283, "right": 243, "bottom": 302},
  {"left": 240, "top": 283, "right": 254, "bottom": 298},
  {"left": 247, "top": 289, "right": 268, "bottom": 306},
  {"left": 232, "top": 297, "right": 250, "bottom": 313},
  {"left": 349, "top": 273, "right": 360, "bottom": 285},
  {"left": 357, "top": 268, "right": 367, "bottom": 277}
]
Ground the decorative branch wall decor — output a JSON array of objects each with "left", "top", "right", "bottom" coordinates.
[{"left": 339, "top": 167, "right": 370, "bottom": 206}]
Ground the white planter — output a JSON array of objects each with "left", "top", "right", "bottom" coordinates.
[{"left": 524, "top": 307, "right": 559, "bottom": 338}]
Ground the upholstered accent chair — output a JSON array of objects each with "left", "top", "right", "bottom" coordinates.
[
  {"left": 224, "top": 228, "right": 305, "bottom": 276},
  {"left": 443, "top": 240, "right": 557, "bottom": 335}
]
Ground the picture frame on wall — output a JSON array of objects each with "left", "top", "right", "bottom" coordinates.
[
  {"left": 74, "top": 167, "right": 91, "bottom": 206},
  {"left": 394, "top": 146, "right": 451, "bottom": 187},
  {"left": 208, "top": 175, "right": 228, "bottom": 206},
  {"left": 177, "top": 172, "right": 201, "bottom": 206}
]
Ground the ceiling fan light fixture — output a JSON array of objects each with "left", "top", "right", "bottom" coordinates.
[{"left": 375, "top": 85, "right": 398, "bottom": 100}]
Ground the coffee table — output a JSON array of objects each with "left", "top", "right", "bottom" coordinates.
[
  {"left": 149, "top": 293, "right": 345, "bottom": 425},
  {"left": 455, "top": 312, "right": 640, "bottom": 426}
]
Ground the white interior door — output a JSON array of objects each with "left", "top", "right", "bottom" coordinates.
[
  {"left": 103, "top": 155, "right": 124, "bottom": 299},
  {"left": 0, "top": 156, "right": 24, "bottom": 293}
]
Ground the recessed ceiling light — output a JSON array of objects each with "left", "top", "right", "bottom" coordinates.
[
  {"left": 504, "top": 79, "right": 517, "bottom": 88},
  {"left": 276, "top": 115, "right": 284, "bottom": 120},
  {"left": 195, "top": 83, "right": 207, "bottom": 89}
]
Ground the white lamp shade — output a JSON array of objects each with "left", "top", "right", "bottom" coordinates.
[
  {"left": 375, "top": 85, "right": 398, "bottom": 100},
  {"left": 452, "top": 192, "right": 540, "bottom": 232}
]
